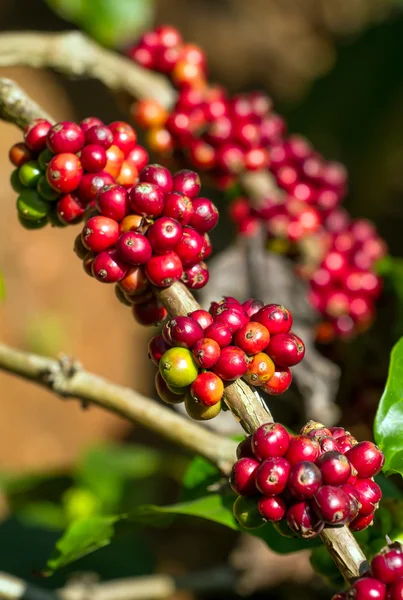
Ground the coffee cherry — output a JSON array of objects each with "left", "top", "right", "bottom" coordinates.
[
  {"left": 118, "top": 265, "right": 149, "bottom": 296},
  {"left": 200, "top": 233, "right": 212, "bottom": 260},
  {"left": 145, "top": 251, "right": 183, "bottom": 287},
  {"left": 16, "top": 189, "right": 50, "bottom": 220},
  {"left": 85, "top": 125, "right": 113, "bottom": 149},
  {"left": 252, "top": 423, "right": 290, "bottom": 460},
  {"left": 233, "top": 496, "right": 265, "bottom": 530},
  {"left": 80, "top": 144, "right": 107, "bottom": 172},
  {"left": 56, "top": 193, "right": 85, "bottom": 224},
  {"left": 120, "top": 214, "right": 147, "bottom": 234},
  {"left": 95, "top": 184, "right": 128, "bottom": 221},
  {"left": 148, "top": 334, "right": 171, "bottom": 366},
  {"left": 172, "top": 169, "right": 201, "bottom": 199},
  {"left": 147, "top": 217, "right": 183, "bottom": 253},
  {"left": 230, "top": 457, "right": 259, "bottom": 496},
  {"left": 168, "top": 316, "right": 204, "bottom": 349},
  {"left": 316, "top": 451, "right": 352, "bottom": 485},
  {"left": 212, "top": 345, "right": 248, "bottom": 381},
  {"left": 174, "top": 227, "right": 204, "bottom": 266},
  {"left": 345, "top": 442, "right": 385, "bottom": 479},
  {"left": 261, "top": 366, "right": 292, "bottom": 395},
  {"left": 214, "top": 307, "right": 249, "bottom": 334},
  {"left": 181, "top": 261, "right": 210, "bottom": 290},
  {"left": 386, "top": 579, "right": 403, "bottom": 600},
  {"left": 9, "top": 142, "right": 33, "bottom": 167},
  {"left": 256, "top": 457, "right": 290, "bottom": 496},
  {"left": 11, "top": 169, "right": 26, "bottom": 193},
  {"left": 189, "top": 309, "right": 213, "bottom": 330},
  {"left": 109, "top": 121, "right": 137, "bottom": 155},
  {"left": 104, "top": 145, "right": 125, "bottom": 178},
  {"left": 234, "top": 322, "right": 270, "bottom": 355},
  {"left": 82, "top": 215, "right": 119, "bottom": 252},
  {"left": 252, "top": 304, "right": 293, "bottom": 335},
  {"left": 349, "top": 511, "right": 375, "bottom": 532},
  {"left": 47, "top": 153, "right": 83, "bottom": 193},
  {"left": 127, "top": 145, "right": 149, "bottom": 171},
  {"left": 184, "top": 391, "right": 222, "bottom": 421},
  {"left": 19, "top": 161, "right": 42, "bottom": 188},
  {"left": 189, "top": 198, "right": 219, "bottom": 233},
  {"left": 163, "top": 191, "right": 194, "bottom": 225},
  {"left": 370, "top": 544, "right": 403, "bottom": 584},
  {"left": 77, "top": 171, "right": 115, "bottom": 203},
  {"left": 191, "top": 371, "right": 224, "bottom": 406},
  {"left": 258, "top": 496, "right": 286, "bottom": 522},
  {"left": 350, "top": 578, "right": 386, "bottom": 600},
  {"left": 47, "top": 121, "right": 85, "bottom": 154},
  {"left": 236, "top": 436, "right": 254, "bottom": 460},
  {"left": 37, "top": 176, "right": 60, "bottom": 201},
  {"left": 129, "top": 182, "right": 164, "bottom": 217},
  {"left": 24, "top": 119, "right": 52, "bottom": 152},
  {"left": 354, "top": 479, "right": 382, "bottom": 516},
  {"left": 203, "top": 323, "right": 231, "bottom": 348},
  {"left": 132, "top": 297, "right": 167, "bottom": 326},
  {"left": 116, "top": 231, "right": 152, "bottom": 265},
  {"left": 192, "top": 337, "right": 220, "bottom": 368},
  {"left": 286, "top": 501, "right": 324, "bottom": 539},
  {"left": 80, "top": 117, "right": 104, "bottom": 133},
  {"left": 313, "top": 485, "right": 351, "bottom": 525},
  {"left": 337, "top": 435, "right": 357, "bottom": 454},
  {"left": 242, "top": 299, "right": 265, "bottom": 318},
  {"left": 340, "top": 484, "right": 361, "bottom": 520},
  {"left": 244, "top": 353, "right": 275, "bottom": 387},
  {"left": 140, "top": 163, "right": 172, "bottom": 194},
  {"left": 132, "top": 99, "right": 168, "bottom": 128},
  {"left": 288, "top": 461, "right": 322, "bottom": 499},
  {"left": 115, "top": 285, "right": 133, "bottom": 307},
  {"left": 266, "top": 332, "right": 305, "bottom": 367},
  {"left": 91, "top": 249, "right": 128, "bottom": 283},
  {"left": 159, "top": 347, "right": 198, "bottom": 387},
  {"left": 155, "top": 372, "right": 185, "bottom": 405},
  {"left": 286, "top": 435, "right": 320, "bottom": 465}
]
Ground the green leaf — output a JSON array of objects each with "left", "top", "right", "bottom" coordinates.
[
  {"left": 376, "top": 257, "right": 403, "bottom": 335},
  {"left": 375, "top": 337, "right": 403, "bottom": 476},
  {"left": 45, "top": 0, "right": 155, "bottom": 47},
  {"left": 44, "top": 515, "right": 122, "bottom": 575}
]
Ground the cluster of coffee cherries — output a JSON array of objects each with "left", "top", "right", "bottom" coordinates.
[
  {"left": 148, "top": 297, "right": 304, "bottom": 420},
  {"left": 231, "top": 421, "right": 385, "bottom": 537},
  {"left": 332, "top": 542, "right": 403, "bottom": 600},
  {"left": 8, "top": 117, "right": 148, "bottom": 228}
]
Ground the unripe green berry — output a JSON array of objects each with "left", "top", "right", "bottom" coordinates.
[
  {"left": 167, "top": 382, "right": 189, "bottom": 395},
  {"left": 38, "top": 148, "right": 54, "bottom": 170},
  {"left": 10, "top": 169, "right": 25, "bottom": 193},
  {"left": 17, "top": 189, "right": 50, "bottom": 220},
  {"left": 18, "top": 213, "right": 48, "bottom": 230},
  {"left": 37, "top": 175, "right": 60, "bottom": 201},
  {"left": 159, "top": 347, "right": 198, "bottom": 387},
  {"left": 155, "top": 372, "right": 185, "bottom": 405},
  {"left": 18, "top": 160, "right": 42, "bottom": 188},
  {"left": 233, "top": 496, "right": 265, "bottom": 530},
  {"left": 184, "top": 391, "right": 221, "bottom": 420}
]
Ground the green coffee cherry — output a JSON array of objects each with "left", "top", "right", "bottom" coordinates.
[
  {"left": 47, "top": 206, "right": 67, "bottom": 228},
  {"left": 37, "top": 176, "right": 60, "bottom": 201},
  {"left": 17, "top": 189, "right": 50, "bottom": 221},
  {"left": 184, "top": 391, "right": 221, "bottom": 420},
  {"left": 38, "top": 148, "right": 54, "bottom": 171},
  {"left": 233, "top": 496, "right": 265, "bottom": 530},
  {"left": 159, "top": 347, "right": 198, "bottom": 387},
  {"left": 18, "top": 160, "right": 42, "bottom": 188},
  {"left": 167, "top": 382, "right": 189, "bottom": 395},
  {"left": 10, "top": 169, "right": 25, "bottom": 193},
  {"left": 18, "top": 213, "right": 48, "bottom": 230},
  {"left": 273, "top": 519, "right": 298, "bottom": 538}
]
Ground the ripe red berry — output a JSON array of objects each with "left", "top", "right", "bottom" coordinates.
[
  {"left": 337, "top": 435, "right": 357, "bottom": 454},
  {"left": 109, "top": 121, "right": 137, "bottom": 155},
  {"left": 118, "top": 266, "right": 149, "bottom": 297},
  {"left": 349, "top": 511, "right": 375, "bottom": 532},
  {"left": 345, "top": 442, "right": 385, "bottom": 479},
  {"left": 95, "top": 184, "right": 129, "bottom": 221},
  {"left": 200, "top": 233, "right": 212, "bottom": 260},
  {"left": 230, "top": 457, "right": 260, "bottom": 496},
  {"left": 204, "top": 322, "right": 232, "bottom": 347},
  {"left": 80, "top": 144, "right": 107, "bottom": 172},
  {"left": 56, "top": 193, "right": 85, "bottom": 224},
  {"left": 167, "top": 316, "right": 204, "bottom": 349},
  {"left": 313, "top": 485, "right": 351, "bottom": 525},
  {"left": 252, "top": 423, "right": 290, "bottom": 460},
  {"left": 129, "top": 182, "right": 164, "bottom": 217},
  {"left": 24, "top": 119, "right": 52, "bottom": 152},
  {"left": 132, "top": 296, "right": 167, "bottom": 326},
  {"left": 189, "top": 197, "right": 219, "bottom": 233},
  {"left": 243, "top": 352, "right": 275, "bottom": 387},
  {"left": 318, "top": 437, "right": 341, "bottom": 455},
  {"left": 192, "top": 337, "right": 220, "bottom": 368},
  {"left": 214, "top": 307, "right": 249, "bottom": 334},
  {"left": 181, "top": 261, "right": 210, "bottom": 289},
  {"left": 189, "top": 309, "right": 214, "bottom": 330},
  {"left": 354, "top": 479, "right": 382, "bottom": 516},
  {"left": 77, "top": 171, "right": 115, "bottom": 203},
  {"left": 47, "top": 121, "right": 85, "bottom": 154},
  {"left": 148, "top": 334, "right": 171, "bottom": 366},
  {"left": 242, "top": 298, "right": 264, "bottom": 318},
  {"left": 47, "top": 153, "right": 83, "bottom": 193},
  {"left": 330, "top": 427, "right": 347, "bottom": 439},
  {"left": 236, "top": 436, "right": 254, "bottom": 459},
  {"left": 258, "top": 495, "right": 286, "bottom": 522},
  {"left": 172, "top": 169, "right": 201, "bottom": 199},
  {"left": 116, "top": 231, "right": 152, "bottom": 265},
  {"left": 371, "top": 545, "right": 403, "bottom": 584},
  {"left": 82, "top": 215, "right": 119, "bottom": 252},
  {"left": 386, "top": 579, "right": 403, "bottom": 600},
  {"left": 127, "top": 145, "right": 149, "bottom": 171},
  {"left": 145, "top": 251, "right": 183, "bottom": 287},
  {"left": 288, "top": 461, "right": 322, "bottom": 499},
  {"left": 147, "top": 217, "right": 183, "bottom": 254},
  {"left": 92, "top": 249, "right": 128, "bottom": 283},
  {"left": 190, "top": 371, "right": 224, "bottom": 407},
  {"left": 85, "top": 125, "right": 113, "bottom": 149},
  {"left": 340, "top": 484, "right": 361, "bottom": 520},
  {"left": 261, "top": 366, "right": 292, "bottom": 395},
  {"left": 266, "top": 332, "right": 305, "bottom": 367},
  {"left": 140, "top": 163, "right": 173, "bottom": 194},
  {"left": 175, "top": 227, "right": 204, "bottom": 266},
  {"left": 162, "top": 191, "right": 194, "bottom": 225},
  {"left": 350, "top": 578, "right": 386, "bottom": 600},
  {"left": 212, "top": 345, "right": 248, "bottom": 381},
  {"left": 80, "top": 117, "right": 104, "bottom": 133},
  {"left": 252, "top": 304, "right": 293, "bottom": 335},
  {"left": 286, "top": 501, "right": 324, "bottom": 539},
  {"left": 234, "top": 322, "right": 270, "bottom": 355},
  {"left": 255, "top": 456, "right": 290, "bottom": 495},
  {"left": 316, "top": 451, "right": 352, "bottom": 486},
  {"left": 286, "top": 435, "right": 320, "bottom": 465}
]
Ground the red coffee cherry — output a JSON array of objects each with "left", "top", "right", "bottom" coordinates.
[
  {"left": 204, "top": 322, "right": 232, "bottom": 347},
  {"left": 350, "top": 578, "right": 386, "bottom": 600},
  {"left": 261, "top": 366, "right": 292, "bottom": 395},
  {"left": 167, "top": 316, "right": 204, "bottom": 349},
  {"left": 189, "top": 309, "right": 213, "bottom": 330},
  {"left": 312, "top": 485, "right": 351, "bottom": 525},
  {"left": 140, "top": 163, "right": 173, "bottom": 194},
  {"left": 385, "top": 579, "right": 403, "bottom": 600},
  {"left": 47, "top": 153, "right": 83, "bottom": 193},
  {"left": 286, "top": 501, "right": 324, "bottom": 539},
  {"left": 340, "top": 484, "right": 361, "bottom": 521},
  {"left": 255, "top": 456, "right": 291, "bottom": 496},
  {"left": 192, "top": 337, "right": 221, "bottom": 368},
  {"left": 175, "top": 227, "right": 204, "bottom": 266},
  {"left": 236, "top": 436, "right": 254, "bottom": 460},
  {"left": 95, "top": 184, "right": 129, "bottom": 221},
  {"left": 163, "top": 191, "right": 194, "bottom": 225},
  {"left": 353, "top": 479, "right": 382, "bottom": 516},
  {"left": 47, "top": 121, "right": 85, "bottom": 154},
  {"left": 234, "top": 322, "right": 270, "bottom": 355},
  {"left": 127, "top": 145, "right": 149, "bottom": 171},
  {"left": 288, "top": 461, "right": 322, "bottom": 499},
  {"left": 147, "top": 217, "right": 183, "bottom": 254},
  {"left": 77, "top": 171, "right": 115, "bottom": 203},
  {"left": 337, "top": 435, "right": 357, "bottom": 454},
  {"left": 190, "top": 372, "right": 224, "bottom": 407},
  {"left": 56, "top": 193, "right": 85, "bottom": 224},
  {"left": 200, "top": 233, "right": 212, "bottom": 259},
  {"left": 212, "top": 346, "right": 248, "bottom": 381},
  {"left": 230, "top": 457, "right": 260, "bottom": 496},
  {"left": 85, "top": 125, "right": 113, "bottom": 149},
  {"left": 286, "top": 435, "right": 320, "bottom": 465},
  {"left": 214, "top": 307, "right": 249, "bottom": 334},
  {"left": 252, "top": 304, "right": 293, "bottom": 335},
  {"left": 109, "top": 121, "right": 137, "bottom": 155},
  {"left": 258, "top": 495, "right": 287, "bottom": 522},
  {"left": 371, "top": 544, "right": 403, "bottom": 584},
  {"left": 116, "top": 231, "right": 152, "bottom": 265},
  {"left": 132, "top": 297, "right": 167, "bottom": 326},
  {"left": 129, "top": 182, "right": 165, "bottom": 217},
  {"left": 92, "top": 249, "right": 128, "bottom": 283},
  {"left": 189, "top": 198, "right": 219, "bottom": 233},
  {"left": 243, "top": 352, "right": 275, "bottom": 387},
  {"left": 82, "top": 215, "right": 119, "bottom": 252},
  {"left": 345, "top": 442, "right": 385, "bottom": 479},
  {"left": 118, "top": 265, "right": 149, "bottom": 296},
  {"left": 181, "top": 261, "right": 210, "bottom": 289},
  {"left": 24, "top": 119, "right": 52, "bottom": 152},
  {"left": 80, "top": 117, "right": 104, "bottom": 133},
  {"left": 349, "top": 511, "right": 375, "bottom": 532},
  {"left": 266, "top": 332, "right": 305, "bottom": 367},
  {"left": 145, "top": 251, "right": 183, "bottom": 287},
  {"left": 316, "top": 451, "right": 352, "bottom": 486},
  {"left": 242, "top": 298, "right": 265, "bottom": 318},
  {"left": 148, "top": 334, "right": 171, "bottom": 366},
  {"left": 252, "top": 423, "right": 290, "bottom": 460},
  {"left": 80, "top": 144, "right": 107, "bottom": 172}
]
